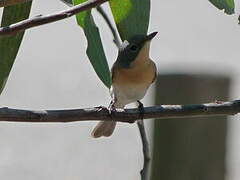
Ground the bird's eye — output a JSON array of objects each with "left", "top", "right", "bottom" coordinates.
[{"left": 129, "top": 44, "right": 138, "bottom": 51}]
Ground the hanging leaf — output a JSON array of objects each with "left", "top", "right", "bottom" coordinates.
[
  {"left": 209, "top": 0, "right": 235, "bottom": 15},
  {"left": 73, "top": 0, "right": 111, "bottom": 88},
  {"left": 0, "top": 2, "right": 32, "bottom": 94},
  {"left": 109, "top": 0, "right": 150, "bottom": 41}
]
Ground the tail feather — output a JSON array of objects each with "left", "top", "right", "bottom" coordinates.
[{"left": 91, "top": 121, "right": 116, "bottom": 138}]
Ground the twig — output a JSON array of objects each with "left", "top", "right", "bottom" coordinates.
[
  {"left": 96, "top": 6, "right": 121, "bottom": 48},
  {"left": 0, "top": 100, "right": 240, "bottom": 123},
  {"left": 0, "top": 0, "right": 108, "bottom": 36},
  {"left": 137, "top": 120, "right": 150, "bottom": 180},
  {"left": 0, "top": 0, "right": 31, "bottom": 7},
  {"left": 59, "top": 0, "right": 73, "bottom": 7},
  {"left": 58, "top": 1, "right": 122, "bottom": 48}
]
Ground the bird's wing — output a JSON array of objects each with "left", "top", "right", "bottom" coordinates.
[
  {"left": 109, "top": 64, "right": 117, "bottom": 100},
  {"left": 151, "top": 60, "right": 157, "bottom": 83},
  {"left": 111, "top": 62, "right": 117, "bottom": 83}
]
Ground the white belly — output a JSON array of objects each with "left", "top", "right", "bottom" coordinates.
[{"left": 111, "top": 84, "right": 150, "bottom": 107}]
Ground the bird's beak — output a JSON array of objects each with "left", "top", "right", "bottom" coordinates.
[{"left": 145, "top": 32, "right": 158, "bottom": 41}]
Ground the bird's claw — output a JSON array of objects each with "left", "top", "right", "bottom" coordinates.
[
  {"left": 95, "top": 106, "right": 108, "bottom": 112},
  {"left": 108, "top": 101, "right": 117, "bottom": 119},
  {"left": 215, "top": 100, "right": 224, "bottom": 104},
  {"left": 137, "top": 100, "right": 144, "bottom": 120}
]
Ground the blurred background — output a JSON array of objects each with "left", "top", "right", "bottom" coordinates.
[{"left": 0, "top": 0, "right": 240, "bottom": 179}]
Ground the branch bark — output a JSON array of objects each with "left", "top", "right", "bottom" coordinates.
[
  {"left": 0, "top": 100, "right": 239, "bottom": 123},
  {"left": 0, "top": 0, "right": 31, "bottom": 7},
  {"left": 0, "top": 0, "right": 108, "bottom": 36},
  {"left": 137, "top": 120, "right": 151, "bottom": 180}
]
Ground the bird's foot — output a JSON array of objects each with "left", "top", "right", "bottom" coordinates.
[
  {"left": 137, "top": 100, "right": 144, "bottom": 120},
  {"left": 95, "top": 106, "right": 108, "bottom": 112},
  {"left": 108, "top": 101, "right": 117, "bottom": 119}
]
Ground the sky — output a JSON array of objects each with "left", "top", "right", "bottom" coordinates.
[{"left": 0, "top": 0, "right": 240, "bottom": 180}]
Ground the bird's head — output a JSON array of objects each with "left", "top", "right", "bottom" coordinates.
[{"left": 115, "top": 32, "right": 157, "bottom": 68}]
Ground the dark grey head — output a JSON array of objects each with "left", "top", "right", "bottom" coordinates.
[{"left": 115, "top": 32, "right": 158, "bottom": 68}]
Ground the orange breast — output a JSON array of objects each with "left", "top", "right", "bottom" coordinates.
[{"left": 112, "top": 60, "right": 156, "bottom": 86}]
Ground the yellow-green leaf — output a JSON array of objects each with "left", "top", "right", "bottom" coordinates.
[
  {"left": 109, "top": 0, "right": 150, "bottom": 41},
  {"left": 0, "top": 2, "right": 32, "bottom": 94}
]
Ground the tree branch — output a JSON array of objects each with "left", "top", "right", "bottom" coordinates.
[
  {"left": 0, "top": 100, "right": 239, "bottom": 123},
  {"left": 0, "top": 0, "right": 108, "bottom": 36},
  {"left": 96, "top": 6, "right": 121, "bottom": 48},
  {"left": 0, "top": 0, "right": 31, "bottom": 7},
  {"left": 137, "top": 120, "right": 151, "bottom": 180}
]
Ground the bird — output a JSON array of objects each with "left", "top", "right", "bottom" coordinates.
[{"left": 91, "top": 32, "right": 158, "bottom": 138}]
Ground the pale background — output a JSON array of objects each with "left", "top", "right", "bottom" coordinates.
[{"left": 0, "top": 0, "right": 240, "bottom": 179}]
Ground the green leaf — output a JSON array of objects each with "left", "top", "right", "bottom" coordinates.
[
  {"left": 73, "top": 0, "right": 111, "bottom": 88},
  {"left": 209, "top": 0, "right": 235, "bottom": 15},
  {"left": 109, "top": 0, "right": 150, "bottom": 41},
  {"left": 0, "top": 2, "right": 32, "bottom": 94}
]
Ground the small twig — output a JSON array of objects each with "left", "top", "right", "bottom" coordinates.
[
  {"left": 59, "top": 0, "right": 73, "bottom": 7},
  {"left": 0, "top": 100, "right": 240, "bottom": 123},
  {"left": 96, "top": 5, "right": 121, "bottom": 48},
  {"left": 0, "top": 0, "right": 31, "bottom": 7},
  {"left": 0, "top": 0, "right": 108, "bottom": 36},
  {"left": 58, "top": 1, "right": 122, "bottom": 48},
  {"left": 137, "top": 120, "right": 151, "bottom": 180},
  {"left": 58, "top": 1, "right": 121, "bottom": 47}
]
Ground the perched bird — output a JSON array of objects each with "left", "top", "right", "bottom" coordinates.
[{"left": 92, "top": 32, "right": 158, "bottom": 138}]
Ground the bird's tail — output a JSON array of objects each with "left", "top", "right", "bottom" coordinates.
[
  {"left": 92, "top": 98, "right": 123, "bottom": 138},
  {"left": 91, "top": 121, "right": 117, "bottom": 138}
]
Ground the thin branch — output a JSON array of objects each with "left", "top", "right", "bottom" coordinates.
[
  {"left": 137, "top": 120, "right": 151, "bottom": 180},
  {"left": 96, "top": 5, "right": 121, "bottom": 48},
  {"left": 0, "top": 0, "right": 108, "bottom": 36},
  {"left": 0, "top": 100, "right": 240, "bottom": 123},
  {"left": 59, "top": 0, "right": 73, "bottom": 7},
  {"left": 0, "top": 0, "right": 31, "bottom": 7},
  {"left": 58, "top": 1, "right": 122, "bottom": 48}
]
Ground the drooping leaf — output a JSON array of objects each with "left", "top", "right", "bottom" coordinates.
[
  {"left": 0, "top": 2, "right": 32, "bottom": 94},
  {"left": 209, "top": 0, "right": 235, "bottom": 15},
  {"left": 73, "top": 0, "right": 111, "bottom": 88},
  {"left": 109, "top": 0, "right": 150, "bottom": 41}
]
